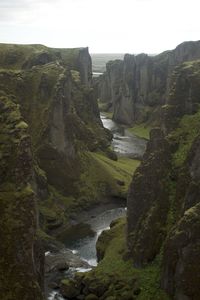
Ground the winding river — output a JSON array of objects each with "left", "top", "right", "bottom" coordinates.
[
  {"left": 47, "top": 114, "right": 147, "bottom": 300},
  {"left": 100, "top": 114, "right": 146, "bottom": 159}
]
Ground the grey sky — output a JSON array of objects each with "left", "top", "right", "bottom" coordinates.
[{"left": 1, "top": 0, "right": 200, "bottom": 53}]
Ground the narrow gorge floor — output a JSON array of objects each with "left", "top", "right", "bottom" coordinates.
[{"left": 47, "top": 114, "right": 147, "bottom": 300}]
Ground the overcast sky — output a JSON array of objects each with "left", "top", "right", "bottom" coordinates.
[{"left": 1, "top": 0, "right": 200, "bottom": 54}]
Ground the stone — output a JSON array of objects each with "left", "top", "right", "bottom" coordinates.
[{"left": 60, "top": 279, "right": 81, "bottom": 299}]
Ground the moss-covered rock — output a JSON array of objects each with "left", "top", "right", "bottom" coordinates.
[
  {"left": 161, "top": 203, "right": 200, "bottom": 299},
  {"left": 60, "top": 278, "right": 81, "bottom": 298},
  {"left": 0, "top": 96, "right": 44, "bottom": 299},
  {"left": 127, "top": 128, "right": 171, "bottom": 266},
  {"left": 127, "top": 59, "right": 200, "bottom": 299},
  {"left": 67, "top": 218, "right": 169, "bottom": 300},
  {"left": 0, "top": 43, "right": 118, "bottom": 233}
]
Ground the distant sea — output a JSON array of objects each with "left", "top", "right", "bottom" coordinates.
[
  {"left": 91, "top": 53, "right": 157, "bottom": 75},
  {"left": 91, "top": 53, "right": 124, "bottom": 74}
]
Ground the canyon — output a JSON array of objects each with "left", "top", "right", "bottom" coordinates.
[{"left": 1, "top": 40, "right": 200, "bottom": 300}]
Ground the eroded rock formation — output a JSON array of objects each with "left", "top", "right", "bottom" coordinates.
[
  {"left": 98, "top": 40, "right": 200, "bottom": 125},
  {"left": 127, "top": 59, "right": 200, "bottom": 299},
  {"left": 0, "top": 96, "right": 44, "bottom": 299},
  {"left": 0, "top": 43, "right": 110, "bottom": 299}
]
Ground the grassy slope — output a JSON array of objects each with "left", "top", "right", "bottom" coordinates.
[
  {"left": 127, "top": 124, "right": 151, "bottom": 140},
  {"left": 83, "top": 218, "right": 169, "bottom": 300},
  {"left": 39, "top": 152, "right": 140, "bottom": 230},
  {"left": 89, "top": 152, "right": 140, "bottom": 198},
  {"left": 0, "top": 43, "right": 81, "bottom": 70}
]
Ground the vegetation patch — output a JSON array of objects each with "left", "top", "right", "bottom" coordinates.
[
  {"left": 98, "top": 99, "right": 113, "bottom": 116},
  {"left": 127, "top": 124, "right": 151, "bottom": 139},
  {"left": 88, "top": 152, "right": 140, "bottom": 199},
  {"left": 81, "top": 218, "right": 169, "bottom": 300},
  {"left": 168, "top": 110, "right": 200, "bottom": 167}
]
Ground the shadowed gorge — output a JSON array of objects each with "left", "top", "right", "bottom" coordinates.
[
  {"left": 0, "top": 43, "right": 140, "bottom": 299},
  {"left": 1, "top": 39, "right": 200, "bottom": 300}
]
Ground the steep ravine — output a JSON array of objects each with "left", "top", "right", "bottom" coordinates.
[
  {"left": 0, "top": 43, "right": 118, "bottom": 299},
  {"left": 0, "top": 43, "right": 143, "bottom": 300},
  {"left": 46, "top": 113, "right": 146, "bottom": 300},
  {"left": 59, "top": 52, "right": 200, "bottom": 300},
  {"left": 2, "top": 42, "right": 200, "bottom": 300}
]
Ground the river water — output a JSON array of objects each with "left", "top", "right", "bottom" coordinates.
[
  {"left": 47, "top": 114, "right": 147, "bottom": 300},
  {"left": 101, "top": 113, "right": 147, "bottom": 159},
  {"left": 48, "top": 207, "right": 126, "bottom": 300}
]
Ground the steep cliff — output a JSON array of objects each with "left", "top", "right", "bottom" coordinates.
[
  {"left": 127, "top": 59, "right": 200, "bottom": 299},
  {"left": 98, "top": 40, "right": 200, "bottom": 125},
  {"left": 0, "top": 43, "right": 116, "bottom": 298},
  {"left": 0, "top": 44, "right": 115, "bottom": 226},
  {"left": 0, "top": 95, "right": 44, "bottom": 299}
]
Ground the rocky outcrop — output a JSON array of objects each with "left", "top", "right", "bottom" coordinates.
[
  {"left": 161, "top": 203, "right": 200, "bottom": 300},
  {"left": 127, "top": 128, "right": 171, "bottom": 266},
  {"left": 0, "top": 96, "right": 44, "bottom": 299},
  {"left": 98, "top": 40, "right": 200, "bottom": 125},
  {"left": 127, "top": 59, "right": 200, "bottom": 299}
]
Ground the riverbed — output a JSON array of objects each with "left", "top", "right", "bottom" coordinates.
[
  {"left": 47, "top": 206, "right": 126, "bottom": 300},
  {"left": 101, "top": 113, "right": 147, "bottom": 159},
  {"left": 47, "top": 114, "right": 147, "bottom": 300}
]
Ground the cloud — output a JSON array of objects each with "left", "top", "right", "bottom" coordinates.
[
  {"left": 0, "top": 0, "right": 57, "bottom": 23},
  {"left": 0, "top": 0, "right": 200, "bottom": 53}
]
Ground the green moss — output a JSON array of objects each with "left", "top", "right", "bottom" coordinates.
[
  {"left": 137, "top": 258, "right": 169, "bottom": 300},
  {"left": 103, "top": 111, "right": 113, "bottom": 118},
  {"left": 127, "top": 124, "right": 151, "bottom": 139},
  {"left": 70, "top": 70, "right": 80, "bottom": 82},
  {"left": 39, "top": 151, "right": 139, "bottom": 232},
  {"left": 79, "top": 152, "right": 140, "bottom": 200},
  {"left": 0, "top": 43, "right": 83, "bottom": 71},
  {"left": 37, "top": 228, "right": 51, "bottom": 240},
  {"left": 94, "top": 218, "right": 133, "bottom": 276},
  {"left": 15, "top": 121, "right": 28, "bottom": 129},
  {"left": 39, "top": 185, "right": 76, "bottom": 231},
  {"left": 169, "top": 110, "right": 200, "bottom": 167},
  {"left": 98, "top": 99, "right": 112, "bottom": 115},
  {"left": 83, "top": 219, "right": 169, "bottom": 299},
  {"left": 165, "top": 179, "right": 177, "bottom": 231}
]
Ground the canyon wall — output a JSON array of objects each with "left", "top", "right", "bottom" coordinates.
[
  {"left": 98, "top": 40, "right": 200, "bottom": 125},
  {"left": 0, "top": 96, "right": 44, "bottom": 299},
  {"left": 127, "top": 59, "right": 200, "bottom": 299},
  {"left": 0, "top": 43, "right": 110, "bottom": 299}
]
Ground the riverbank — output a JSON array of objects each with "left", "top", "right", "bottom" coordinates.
[
  {"left": 99, "top": 109, "right": 151, "bottom": 140},
  {"left": 45, "top": 112, "right": 147, "bottom": 299},
  {"left": 46, "top": 204, "right": 127, "bottom": 300},
  {"left": 100, "top": 113, "right": 147, "bottom": 159}
]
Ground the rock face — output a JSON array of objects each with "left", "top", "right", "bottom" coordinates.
[
  {"left": 98, "top": 40, "right": 200, "bottom": 125},
  {"left": 127, "top": 128, "right": 171, "bottom": 266},
  {"left": 0, "top": 44, "right": 109, "bottom": 210},
  {"left": 0, "top": 44, "right": 109, "bottom": 299},
  {"left": 127, "top": 59, "right": 200, "bottom": 299},
  {"left": 0, "top": 96, "right": 44, "bottom": 299}
]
